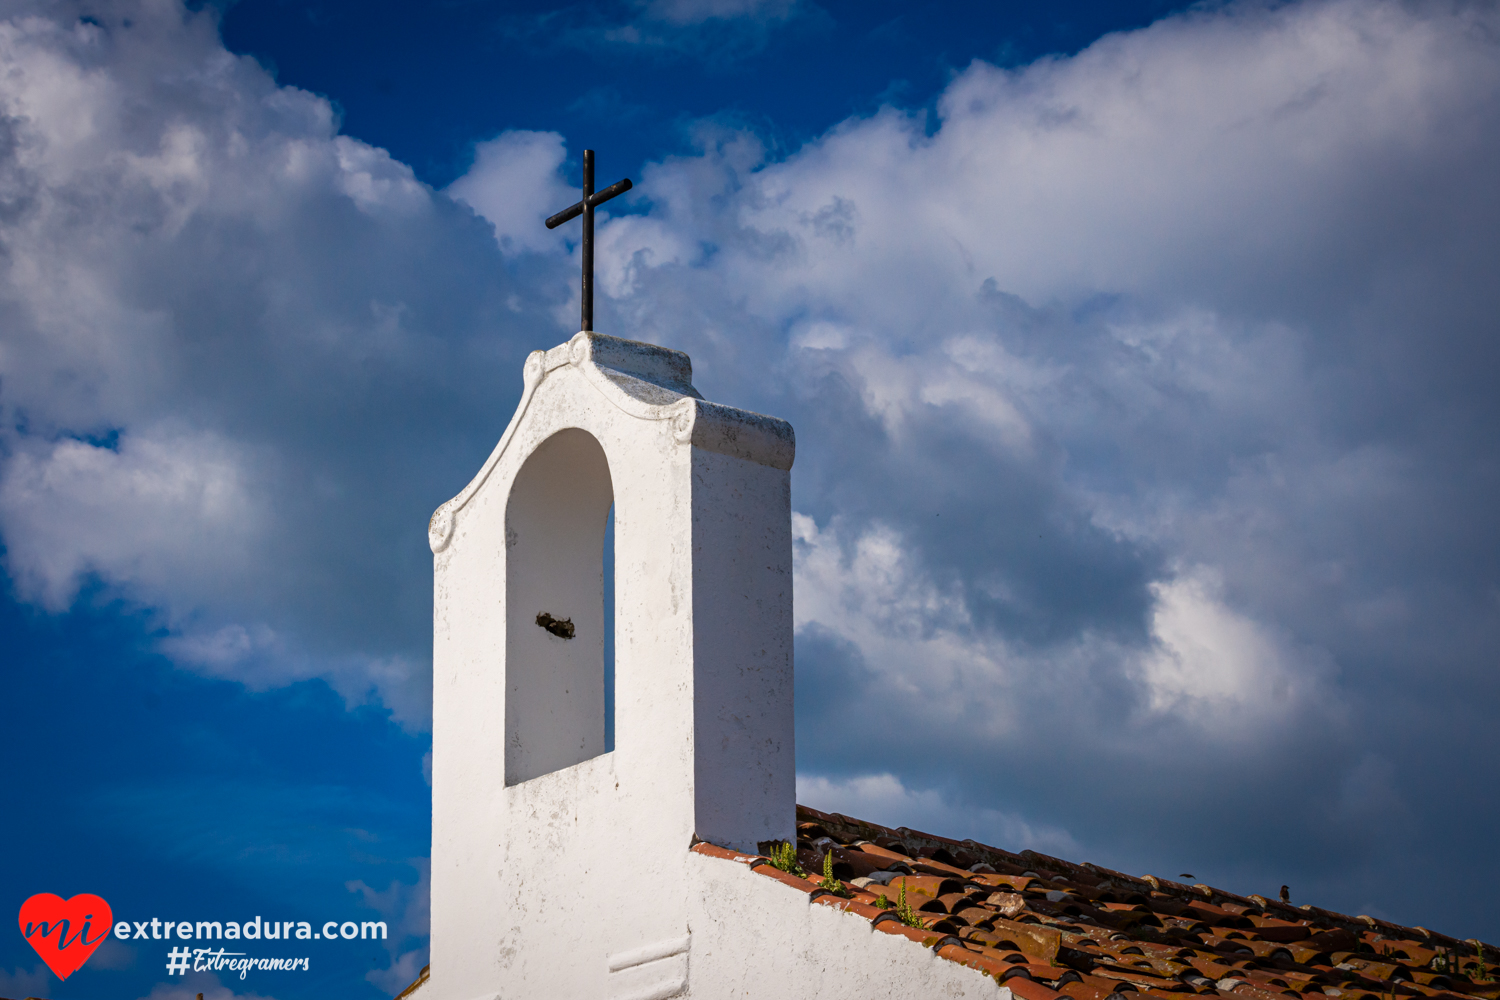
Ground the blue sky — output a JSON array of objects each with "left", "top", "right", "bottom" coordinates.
[{"left": 3, "top": 0, "right": 1500, "bottom": 997}]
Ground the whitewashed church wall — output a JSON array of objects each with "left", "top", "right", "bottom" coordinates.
[{"left": 682, "top": 850, "right": 1009, "bottom": 1000}]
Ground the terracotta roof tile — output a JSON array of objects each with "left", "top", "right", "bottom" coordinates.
[
  {"left": 750, "top": 860, "right": 821, "bottom": 893},
  {"left": 689, "top": 804, "right": 1500, "bottom": 999},
  {"left": 811, "top": 894, "right": 888, "bottom": 920},
  {"left": 689, "top": 840, "right": 761, "bottom": 864},
  {"left": 872, "top": 918, "right": 949, "bottom": 948},
  {"left": 938, "top": 941, "right": 1018, "bottom": 979},
  {"left": 1008, "top": 975, "right": 1072, "bottom": 1000}
]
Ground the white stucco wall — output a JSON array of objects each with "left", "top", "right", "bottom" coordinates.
[
  {"left": 681, "top": 847, "right": 1011, "bottom": 1000},
  {"left": 422, "top": 332, "right": 999, "bottom": 1000}
]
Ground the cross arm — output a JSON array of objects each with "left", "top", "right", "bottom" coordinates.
[{"left": 545, "top": 178, "right": 634, "bottom": 229}]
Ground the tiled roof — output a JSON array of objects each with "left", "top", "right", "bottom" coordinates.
[{"left": 692, "top": 804, "right": 1500, "bottom": 1000}]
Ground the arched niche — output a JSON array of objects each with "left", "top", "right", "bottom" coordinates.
[{"left": 504, "top": 427, "right": 613, "bottom": 786}]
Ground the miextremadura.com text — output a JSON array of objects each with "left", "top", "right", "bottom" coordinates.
[{"left": 114, "top": 917, "right": 386, "bottom": 941}]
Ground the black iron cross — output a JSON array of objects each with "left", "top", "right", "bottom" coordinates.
[{"left": 545, "top": 149, "right": 633, "bottom": 332}]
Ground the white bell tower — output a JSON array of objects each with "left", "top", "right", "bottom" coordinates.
[{"left": 425, "top": 331, "right": 796, "bottom": 1000}]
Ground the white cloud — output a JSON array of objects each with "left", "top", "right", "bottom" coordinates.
[
  {"left": 0, "top": 0, "right": 563, "bottom": 727},
  {"left": 793, "top": 511, "right": 1343, "bottom": 750},
  {"left": 330, "top": 135, "right": 428, "bottom": 216},
  {"left": 0, "top": 429, "right": 264, "bottom": 611},
  {"left": 368, "top": 950, "right": 427, "bottom": 997},
  {"left": 1135, "top": 566, "right": 1338, "bottom": 727},
  {"left": 580, "top": 0, "right": 1500, "bottom": 384},
  {"left": 792, "top": 512, "right": 1025, "bottom": 736},
  {"left": 446, "top": 131, "right": 575, "bottom": 255},
  {"left": 797, "top": 772, "right": 1080, "bottom": 860},
  {"left": 347, "top": 859, "right": 430, "bottom": 995}
]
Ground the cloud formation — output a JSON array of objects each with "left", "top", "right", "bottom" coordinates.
[
  {"left": 4, "top": 0, "right": 1500, "bottom": 938},
  {"left": 346, "top": 860, "right": 430, "bottom": 996},
  {"left": 0, "top": 0, "right": 568, "bottom": 725},
  {"left": 797, "top": 771, "right": 1081, "bottom": 860},
  {"left": 485, "top": 0, "right": 1498, "bottom": 930}
]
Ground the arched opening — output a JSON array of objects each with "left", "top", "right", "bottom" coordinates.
[
  {"left": 504, "top": 428, "right": 614, "bottom": 785},
  {"left": 603, "top": 501, "right": 615, "bottom": 753}
]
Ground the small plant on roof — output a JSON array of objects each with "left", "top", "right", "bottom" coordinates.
[
  {"left": 893, "top": 879, "right": 927, "bottom": 929},
  {"left": 1472, "top": 943, "right": 1490, "bottom": 983},
  {"left": 765, "top": 840, "right": 806, "bottom": 878},
  {"left": 816, "top": 852, "right": 852, "bottom": 898}
]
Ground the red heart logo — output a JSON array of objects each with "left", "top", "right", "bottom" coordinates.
[{"left": 18, "top": 893, "right": 114, "bottom": 980}]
